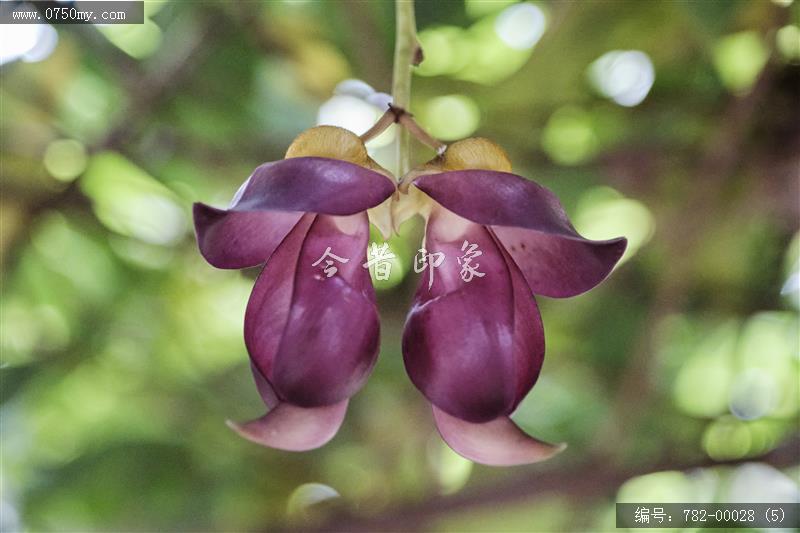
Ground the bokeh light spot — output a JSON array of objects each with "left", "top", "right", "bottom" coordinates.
[
  {"left": 317, "top": 94, "right": 377, "bottom": 135},
  {"left": 781, "top": 231, "right": 799, "bottom": 309},
  {"left": 671, "top": 321, "right": 738, "bottom": 417},
  {"left": 589, "top": 50, "right": 655, "bottom": 107},
  {"left": 725, "top": 463, "right": 800, "bottom": 502},
  {"left": 574, "top": 186, "right": 655, "bottom": 264},
  {"left": 31, "top": 212, "right": 117, "bottom": 302},
  {"left": 286, "top": 483, "right": 339, "bottom": 519},
  {"left": 334, "top": 78, "right": 375, "bottom": 99},
  {"left": 59, "top": 70, "right": 123, "bottom": 142},
  {"left": 43, "top": 139, "right": 88, "bottom": 182},
  {"left": 294, "top": 41, "right": 351, "bottom": 95},
  {"left": 98, "top": 19, "right": 162, "bottom": 59},
  {"left": 494, "top": 2, "right": 546, "bottom": 50},
  {"left": 420, "top": 94, "right": 480, "bottom": 141},
  {"left": 22, "top": 24, "right": 58, "bottom": 63},
  {"left": 416, "top": 26, "right": 472, "bottom": 77},
  {"left": 169, "top": 273, "right": 251, "bottom": 377},
  {"left": 0, "top": 22, "right": 57, "bottom": 65},
  {"left": 81, "top": 152, "right": 187, "bottom": 245},
  {"left": 776, "top": 24, "right": 800, "bottom": 62},
  {"left": 366, "top": 92, "right": 392, "bottom": 111},
  {"left": 618, "top": 471, "right": 702, "bottom": 503},
  {"left": 729, "top": 369, "right": 778, "bottom": 420},
  {"left": 541, "top": 106, "right": 598, "bottom": 165},
  {"left": 457, "top": 15, "right": 538, "bottom": 84},
  {"left": 735, "top": 312, "right": 799, "bottom": 418},
  {"left": 317, "top": 92, "right": 395, "bottom": 148},
  {"left": 429, "top": 441, "right": 473, "bottom": 495},
  {"left": 702, "top": 416, "right": 753, "bottom": 460},
  {"left": 713, "top": 31, "right": 769, "bottom": 93}
]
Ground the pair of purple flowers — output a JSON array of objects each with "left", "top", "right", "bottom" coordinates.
[{"left": 193, "top": 125, "right": 626, "bottom": 466}]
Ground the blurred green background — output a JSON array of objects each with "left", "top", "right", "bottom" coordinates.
[{"left": 1, "top": 0, "right": 799, "bottom": 531}]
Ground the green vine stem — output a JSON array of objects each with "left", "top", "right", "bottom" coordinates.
[{"left": 392, "top": 0, "right": 420, "bottom": 177}]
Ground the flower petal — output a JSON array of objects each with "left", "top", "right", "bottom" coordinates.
[
  {"left": 232, "top": 157, "right": 396, "bottom": 215},
  {"left": 403, "top": 208, "right": 542, "bottom": 423},
  {"left": 227, "top": 400, "right": 348, "bottom": 451},
  {"left": 245, "top": 212, "right": 380, "bottom": 408},
  {"left": 433, "top": 406, "right": 565, "bottom": 466},
  {"left": 489, "top": 228, "right": 545, "bottom": 409},
  {"left": 194, "top": 157, "right": 396, "bottom": 269},
  {"left": 414, "top": 171, "right": 626, "bottom": 297},
  {"left": 193, "top": 203, "right": 302, "bottom": 269},
  {"left": 492, "top": 226, "right": 626, "bottom": 298},
  {"left": 250, "top": 362, "right": 279, "bottom": 409}
]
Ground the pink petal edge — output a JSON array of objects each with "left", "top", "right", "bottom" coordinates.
[
  {"left": 227, "top": 400, "right": 348, "bottom": 452},
  {"left": 432, "top": 406, "right": 566, "bottom": 466}
]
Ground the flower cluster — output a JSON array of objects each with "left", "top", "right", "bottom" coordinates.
[{"left": 193, "top": 118, "right": 626, "bottom": 466}]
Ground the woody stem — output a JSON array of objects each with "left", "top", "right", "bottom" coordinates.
[{"left": 392, "top": 0, "right": 419, "bottom": 176}]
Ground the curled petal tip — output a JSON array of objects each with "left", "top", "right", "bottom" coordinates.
[
  {"left": 433, "top": 406, "right": 565, "bottom": 466},
  {"left": 226, "top": 418, "right": 247, "bottom": 433},
  {"left": 227, "top": 400, "right": 348, "bottom": 452}
]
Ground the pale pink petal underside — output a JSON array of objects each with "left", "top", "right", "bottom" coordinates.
[
  {"left": 227, "top": 400, "right": 348, "bottom": 451},
  {"left": 432, "top": 406, "right": 565, "bottom": 466}
]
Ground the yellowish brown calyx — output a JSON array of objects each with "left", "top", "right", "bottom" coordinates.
[
  {"left": 393, "top": 138, "right": 513, "bottom": 231},
  {"left": 398, "top": 137, "right": 512, "bottom": 194},
  {"left": 439, "top": 137, "right": 512, "bottom": 172},
  {"left": 285, "top": 125, "right": 392, "bottom": 178}
]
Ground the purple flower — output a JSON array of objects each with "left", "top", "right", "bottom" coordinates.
[
  {"left": 399, "top": 138, "right": 627, "bottom": 465},
  {"left": 193, "top": 127, "right": 396, "bottom": 451}
]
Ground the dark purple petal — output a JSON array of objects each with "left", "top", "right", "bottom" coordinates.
[
  {"left": 492, "top": 226, "right": 626, "bottom": 298},
  {"left": 402, "top": 208, "right": 543, "bottom": 423},
  {"left": 432, "top": 406, "right": 565, "bottom": 466},
  {"left": 490, "top": 229, "right": 545, "bottom": 409},
  {"left": 193, "top": 204, "right": 302, "bottom": 269},
  {"left": 245, "top": 212, "right": 380, "bottom": 408},
  {"left": 194, "top": 157, "right": 395, "bottom": 270},
  {"left": 227, "top": 400, "right": 348, "bottom": 451},
  {"left": 414, "top": 171, "right": 626, "bottom": 297},
  {"left": 231, "top": 157, "right": 395, "bottom": 215}
]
